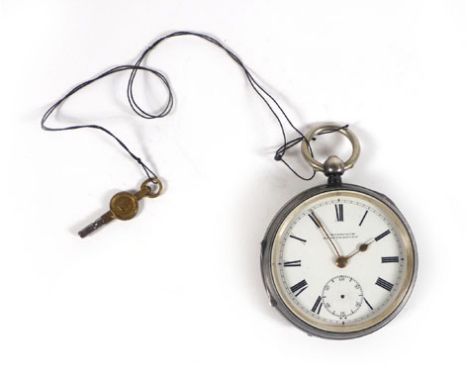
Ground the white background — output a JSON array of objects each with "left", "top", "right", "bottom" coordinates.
[{"left": 1, "top": 1, "right": 467, "bottom": 381}]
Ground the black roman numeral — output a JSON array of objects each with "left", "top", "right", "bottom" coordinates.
[
  {"left": 290, "top": 279, "right": 308, "bottom": 296},
  {"left": 359, "top": 210, "right": 368, "bottom": 226},
  {"left": 375, "top": 277, "right": 394, "bottom": 291},
  {"left": 381, "top": 256, "right": 399, "bottom": 263},
  {"left": 308, "top": 212, "right": 320, "bottom": 228},
  {"left": 335, "top": 204, "right": 344, "bottom": 222},
  {"left": 289, "top": 235, "right": 306, "bottom": 243},
  {"left": 284, "top": 260, "right": 301, "bottom": 267},
  {"left": 363, "top": 297, "right": 373, "bottom": 310},
  {"left": 375, "top": 229, "right": 391, "bottom": 241},
  {"left": 311, "top": 296, "right": 323, "bottom": 314}
]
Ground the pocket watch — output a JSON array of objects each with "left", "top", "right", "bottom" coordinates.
[{"left": 261, "top": 123, "right": 417, "bottom": 339}]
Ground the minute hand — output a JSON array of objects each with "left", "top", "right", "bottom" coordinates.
[{"left": 309, "top": 211, "right": 342, "bottom": 259}]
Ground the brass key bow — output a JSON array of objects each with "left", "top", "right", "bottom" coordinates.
[{"left": 78, "top": 178, "right": 163, "bottom": 238}]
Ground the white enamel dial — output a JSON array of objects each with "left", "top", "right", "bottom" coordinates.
[{"left": 269, "top": 189, "right": 415, "bottom": 334}]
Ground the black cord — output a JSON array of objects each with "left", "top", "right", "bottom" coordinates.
[
  {"left": 41, "top": 31, "right": 346, "bottom": 181},
  {"left": 127, "top": 31, "right": 316, "bottom": 180},
  {"left": 41, "top": 65, "right": 165, "bottom": 180}
]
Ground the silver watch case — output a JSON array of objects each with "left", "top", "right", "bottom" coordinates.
[{"left": 260, "top": 183, "right": 418, "bottom": 340}]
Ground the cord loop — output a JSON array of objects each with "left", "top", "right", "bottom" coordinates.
[{"left": 41, "top": 31, "right": 347, "bottom": 182}]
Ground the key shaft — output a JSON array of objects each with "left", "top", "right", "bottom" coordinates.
[{"left": 78, "top": 211, "right": 114, "bottom": 238}]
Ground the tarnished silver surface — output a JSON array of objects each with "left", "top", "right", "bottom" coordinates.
[{"left": 260, "top": 183, "right": 418, "bottom": 340}]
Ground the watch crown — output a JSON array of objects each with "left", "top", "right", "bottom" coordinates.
[{"left": 324, "top": 155, "right": 345, "bottom": 176}]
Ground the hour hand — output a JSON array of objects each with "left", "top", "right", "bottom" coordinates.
[
  {"left": 336, "top": 238, "right": 375, "bottom": 268},
  {"left": 344, "top": 238, "right": 375, "bottom": 259}
]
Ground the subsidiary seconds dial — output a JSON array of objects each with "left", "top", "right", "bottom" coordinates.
[{"left": 321, "top": 275, "right": 364, "bottom": 319}]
